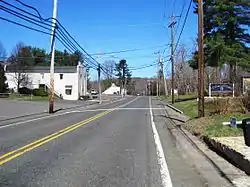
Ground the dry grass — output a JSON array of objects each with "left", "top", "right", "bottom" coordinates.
[{"left": 205, "top": 97, "right": 247, "bottom": 115}]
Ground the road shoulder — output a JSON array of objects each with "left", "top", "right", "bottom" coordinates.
[{"left": 156, "top": 97, "right": 249, "bottom": 187}]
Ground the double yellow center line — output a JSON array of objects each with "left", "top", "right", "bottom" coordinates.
[{"left": 0, "top": 109, "right": 112, "bottom": 166}]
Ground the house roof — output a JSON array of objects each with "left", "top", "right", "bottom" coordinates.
[{"left": 5, "top": 65, "right": 78, "bottom": 73}]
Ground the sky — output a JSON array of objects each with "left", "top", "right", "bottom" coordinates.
[{"left": 0, "top": 0, "right": 198, "bottom": 80}]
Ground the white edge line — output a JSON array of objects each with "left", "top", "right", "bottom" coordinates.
[
  {"left": 149, "top": 96, "right": 173, "bottom": 187},
  {"left": 0, "top": 97, "right": 137, "bottom": 129}
]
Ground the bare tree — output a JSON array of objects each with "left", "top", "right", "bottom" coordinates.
[
  {"left": 101, "top": 60, "right": 116, "bottom": 90},
  {"left": 174, "top": 45, "right": 198, "bottom": 94},
  {"left": 0, "top": 42, "right": 7, "bottom": 60},
  {"left": 7, "top": 42, "right": 33, "bottom": 92},
  {"left": 103, "top": 60, "right": 115, "bottom": 80}
]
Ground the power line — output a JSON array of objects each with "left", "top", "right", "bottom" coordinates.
[
  {"left": 171, "top": 0, "right": 177, "bottom": 16},
  {"left": 0, "top": 16, "right": 51, "bottom": 36},
  {"left": 14, "top": 0, "right": 43, "bottom": 20},
  {"left": 130, "top": 62, "right": 158, "bottom": 70},
  {"left": 174, "top": 0, "right": 192, "bottom": 52},
  {"left": 0, "top": 0, "right": 100, "bottom": 69},
  {"left": 0, "top": 0, "right": 103, "bottom": 72},
  {"left": 90, "top": 44, "right": 170, "bottom": 56},
  {"left": 174, "top": 0, "right": 188, "bottom": 39}
]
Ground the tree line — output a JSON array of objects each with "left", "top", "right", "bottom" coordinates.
[
  {"left": 0, "top": 41, "right": 89, "bottom": 93},
  {"left": 0, "top": 41, "right": 133, "bottom": 95}
]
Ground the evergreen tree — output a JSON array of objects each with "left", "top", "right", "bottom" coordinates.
[
  {"left": 191, "top": 0, "right": 250, "bottom": 82},
  {"left": 115, "top": 59, "right": 132, "bottom": 94}
]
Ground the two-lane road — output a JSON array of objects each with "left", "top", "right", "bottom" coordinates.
[{"left": 0, "top": 97, "right": 207, "bottom": 186}]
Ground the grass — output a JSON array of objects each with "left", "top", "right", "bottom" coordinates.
[
  {"left": 173, "top": 99, "right": 197, "bottom": 119},
  {"left": 8, "top": 94, "right": 49, "bottom": 101},
  {"left": 168, "top": 97, "right": 250, "bottom": 138},
  {"left": 204, "top": 113, "right": 249, "bottom": 137},
  {"left": 160, "top": 93, "right": 197, "bottom": 103}
]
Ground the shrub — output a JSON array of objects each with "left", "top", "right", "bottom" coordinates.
[
  {"left": 33, "top": 88, "right": 48, "bottom": 97},
  {"left": 242, "top": 91, "right": 250, "bottom": 110},
  {"left": 19, "top": 87, "right": 32, "bottom": 95},
  {"left": 205, "top": 97, "right": 247, "bottom": 115}
]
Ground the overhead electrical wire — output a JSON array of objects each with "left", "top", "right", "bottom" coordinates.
[
  {"left": 0, "top": 0, "right": 100, "bottom": 69},
  {"left": 90, "top": 44, "right": 170, "bottom": 56},
  {"left": 0, "top": 0, "right": 103, "bottom": 72},
  {"left": 174, "top": 0, "right": 188, "bottom": 39},
  {"left": 1, "top": 0, "right": 169, "bottom": 76},
  {"left": 11, "top": 0, "right": 166, "bottom": 75},
  {"left": 171, "top": 0, "right": 177, "bottom": 16},
  {"left": 174, "top": 0, "right": 192, "bottom": 52}
]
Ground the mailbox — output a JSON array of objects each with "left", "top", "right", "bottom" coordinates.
[{"left": 230, "top": 117, "right": 237, "bottom": 127}]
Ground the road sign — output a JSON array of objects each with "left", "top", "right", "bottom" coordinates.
[{"left": 209, "top": 83, "right": 234, "bottom": 96}]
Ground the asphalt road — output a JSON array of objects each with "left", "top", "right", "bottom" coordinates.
[{"left": 0, "top": 96, "right": 209, "bottom": 187}]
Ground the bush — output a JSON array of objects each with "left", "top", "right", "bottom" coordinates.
[
  {"left": 205, "top": 97, "right": 246, "bottom": 115},
  {"left": 242, "top": 91, "right": 250, "bottom": 110},
  {"left": 33, "top": 88, "right": 48, "bottom": 97},
  {"left": 19, "top": 87, "right": 32, "bottom": 95}
]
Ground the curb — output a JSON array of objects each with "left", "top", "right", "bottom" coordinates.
[
  {"left": 205, "top": 137, "right": 250, "bottom": 175},
  {"left": 157, "top": 96, "right": 184, "bottom": 114},
  {"left": 166, "top": 103, "right": 184, "bottom": 114}
]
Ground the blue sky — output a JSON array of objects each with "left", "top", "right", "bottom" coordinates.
[{"left": 0, "top": 0, "right": 198, "bottom": 80}]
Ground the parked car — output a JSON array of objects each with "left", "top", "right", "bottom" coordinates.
[{"left": 90, "top": 89, "right": 98, "bottom": 95}]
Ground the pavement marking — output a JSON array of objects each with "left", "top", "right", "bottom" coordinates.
[
  {"left": 72, "top": 107, "right": 167, "bottom": 113},
  {"left": 0, "top": 97, "right": 130, "bottom": 130},
  {"left": 149, "top": 97, "right": 173, "bottom": 187},
  {"left": 0, "top": 96, "right": 139, "bottom": 165}
]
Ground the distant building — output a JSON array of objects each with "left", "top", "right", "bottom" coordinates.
[
  {"left": 5, "top": 62, "right": 87, "bottom": 100},
  {"left": 102, "top": 83, "right": 126, "bottom": 95}
]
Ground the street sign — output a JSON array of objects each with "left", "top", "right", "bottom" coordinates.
[{"left": 209, "top": 83, "right": 234, "bottom": 96}]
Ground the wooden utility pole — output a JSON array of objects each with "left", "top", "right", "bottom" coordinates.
[
  {"left": 198, "top": 0, "right": 205, "bottom": 117},
  {"left": 159, "top": 57, "right": 168, "bottom": 96},
  {"left": 156, "top": 64, "right": 159, "bottom": 96},
  {"left": 98, "top": 50, "right": 102, "bottom": 104},
  {"left": 49, "top": 0, "right": 58, "bottom": 113},
  {"left": 169, "top": 16, "right": 176, "bottom": 104}
]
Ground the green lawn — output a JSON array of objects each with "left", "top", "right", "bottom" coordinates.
[
  {"left": 204, "top": 113, "right": 249, "bottom": 137},
  {"left": 168, "top": 97, "right": 250, "bottom": 137},
  {"left": 8, "top": 94, "right": 49, "bottom": 101},
  {"left": 160, "top": 93, "right": 197, "bottom": 103},
  {"left": 173, "top": 99, "right": 198, "bottom": 119}
]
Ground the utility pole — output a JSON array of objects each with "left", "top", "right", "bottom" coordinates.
[
  {"left": 198, "top": 0, "right": 205, "bottom": 117},
  {"left": 98, "top": 50, "right": 102, "bottom": 104},
  {"left": 156, "top": 69, "right": 159, "bottom": 96},
  {"left": 161, "top": 57, "right": 168, "bottom": 96},
  {"left": 49, "top": 0, "right": 58, "bottom": 114},
  {"left": 169, "top": 16, "right": 176, "bottom": 104},
  {"left": 159, "top": 57, "right": 168, "bottom": 96}
]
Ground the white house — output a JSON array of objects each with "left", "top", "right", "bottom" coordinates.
[
  {"left": 102, "top": 83, "right": 126, "bottom": 95},
  {"left": 5, "top": 62, "right": 87, "bottom": 100}
]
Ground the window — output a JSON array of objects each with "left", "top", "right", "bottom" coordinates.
[
  {"left": 65, "top": 85, "right": 72, "bottom": 95},
  {"left": 60, "top": 74, "right": 63, "bottom": 80}
]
